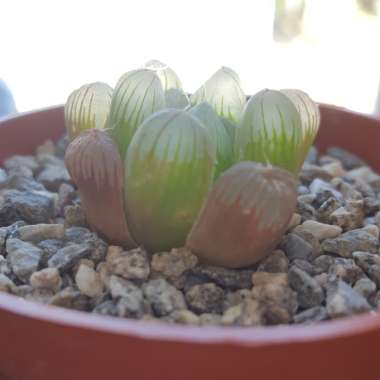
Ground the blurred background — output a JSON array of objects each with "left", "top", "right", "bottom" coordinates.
[{"left": 1, "top": 0, "right": 380, "bottom": 116}]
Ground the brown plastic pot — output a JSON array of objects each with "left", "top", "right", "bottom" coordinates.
[{"left": 0, "top": 105, "right": 380, "bottom": 380}]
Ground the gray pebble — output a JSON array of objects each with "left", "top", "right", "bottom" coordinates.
[
  {"left": 309, "top": 179, "right": 343, "bottom": 201},
  {"left": 17, "top": 224, "right": 65, "bottom": 243},
  {"left": 352, "top": 251, "right": 380, "bottom": 272},
  {"left": 326, "top": 280, "right": 371, "bottom": 318},
  {"left": 313, "top": 255, "right": 335, "bottom": 274},
  {"left": 37, "top": 239, "right": 65, "bottom": 266},
  {"left": 64, "top": 205, "right": 87, "bottom": 228},
  {"left": 143, "top": 278, "right": 186, "bottom": 317},
  {"left": 326, "top": 147, "right": 366, "bottom": 170},
  {"left": 0, "top": 255, "right": 10, "bottom": 275},
  {"left": 3, "top": 174, "right": 46, "bottom": 192},
  {"left": 93, "top": 300, "right": 118, "bottom": 316},
  {"left": 293, "top": 306, "right": 328, "bottom": 324},
  {"left": 289, "top": 266, "right": 324, "bottom": 308},
  {"left": 6, "top": 238, "right": 43, "bottom": 282},
  {"left": 0, "top": 190, "right": 54, "bottom": 226},
  {"left": 353, "top": 278, "right": 376, "bottom": 299},
  {"left": 190, "top": 265, "right": 253, "bottom": 291},
  {"left": 293, "top": 259, "right": 316, "bottom": 275},
  {"left": 185, "top": 283, "right": 224, "bottom": 314},
  {"left": 257, "top": 250, "right": 289, "bottom": 273},
  {"left": 321, "top": 228, "right": 379, "bottom": 258},
  {"left": 48, "top": 243, "right": 92, "bottom": 271},
  {"left": 49, "top": 286, "right": 89, "bottom": 311},
  {"left": 36, "top": 165, "right": 70, "bottom": 192},
  {"left": 109, "top": 275, "right": 141, "bottom": 299},
  {"left": 4, "top": 155, "right": 39, "bottom": 174},
  {"left": 282, "top": 233, "right": 313, "bottom": 261},
  {"left": 328, "top": 258, "right": 364, "bottom": 285},
  {"left": 0, "top": 273, "right": 15, "bottom": 293}
]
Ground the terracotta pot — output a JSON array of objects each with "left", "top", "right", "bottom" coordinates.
[{"left": 0, "top": 105, "right": 380, "bottom": 380}]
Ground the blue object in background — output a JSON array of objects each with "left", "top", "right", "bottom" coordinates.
[{"left": 0, "top": 79, "right": 17, "bottom": 118}]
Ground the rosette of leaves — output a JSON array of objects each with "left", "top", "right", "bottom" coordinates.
[
  {"left": 64, "top": 62, "right": 320, "bottom": 268},
  {"left": 235, "top": 89, "right": 320, "bottom": 174},
  {"left": 64, "top": 82, "right": 113, "bottom": 140}
]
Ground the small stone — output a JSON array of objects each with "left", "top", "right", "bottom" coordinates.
[
  {"left": 294, "top": 220, "right": 342, "bottom": 241},
  {"left": 57, "top": 183, "right": 76, "bottom": 214},
  {"left": 281, "top": 233, "right": 313, "bottom": 261},
  {"left": 48, "top": 243, "right": 92, "bottom": 271},
  {"left": 0, "top": 273, "right": 15, "bottom": 293},
  {"left": 362, "top": 224, "right": 379, "bottom": 239},
  {"left": 332, "top": 179, "right": 362, "bottom": 200},
  {"left": 190, "top": 265, "right": 253, "bottom": 290},
  {"left": 222, "top": 299, "right": 262, "bottom": 326},
  {"left": 0, "top": 228, "right": 7, "bottom": 254},
  {"left": 36, "top": 165, "right": 71, "bottom": 192},
  {"left": 49, "top": 287, "right": 89, "bottom": 311},
  {"left": 317, "top": 197, "right": 341, "bottom": 222},
  {"left": 93, "top": 300, "right": 118, "bottom": 316},
  {"left": 144, "top": 278, "right": 187, "bottom": 317},
  {"left": 321, "top": 228, "right": 379, "bottom": 258},
  {"left": 313, "top": 273, "right": 329, "bottom": 290},
  {"left": 330, "top": 200, "right": 365, "bottom": 231},
  {"left": 38, "top": 239, "right": 65, "bottom": 266},
  {"left": 6, "top": 238, "right": 42, "bottom": 282},
  {"left": 185, "top": 283, "right": 224, "bottom": 314},
  {"left": 199, "top": 313, "right": 222, "bottom": 325},
  {"left": 21, "top": 287, "right": 55, "bottom": 304},
  {"left": 30, "top": 268, "right": 62, "bottom": 291},
  {"left": 0, "top": 190, "right": 54, "bottom": 226},
  {"left": 322, "top": 162, "right": 346, "bottom": 178},
  {"left": 293, "top": 259, "right": 316, "bottom": 275},
  {"left": 17, "top": 224, "right": 65, "bottom": 243},
  {"left": 309, "top": 179, "right": 343, "bottom": 201},
  {"left": 305, "top": 146, "right": 318, "bottom": 165},
  {"left": 75, "top": 264, "right": 104, "bottom": 297},
  {"left": 109, "top": 275, "right": 139, "bottom": 299},
  {"left": 300, "top": 164, "right": 333, "bottom": 185},
  {"left": 353, "top": 278, "right": 376, "bottom": 299},
  {"left": 345, "top": 167, "right": 380, "bottom": 190},
  {"left": 287, "top": 213, "right": 301, "bottom": 231},
  {"left": 326, "top": 280, "right": 371, "bottom": 318},
  {"left": 96, "top": 262, "right": 111, "bottom": 289},
  {"left": 107, "top": 247, "right": 150, "bottom": 281},
  {"left": 352, "top": 251, "right": 380, "bottom": 272},
  {"left": 296, "top": 199, "right": 316, "bottom": 220},
  {"left": 171, "top": 309, "right": 200, "bottom": 325},
  {"left": 293, "top": 306, "right": 328, "bottom": 324},
  {"left": 298, "top": 194, "right": 316, "bottom": 205},
  {"left": 116, "top": 290, "right": 145, "bottom": 318},
  {"left": 0, "top": 168, "right": 7, "bottom": 187},
  {"left": 252, "top": 272, "right": 288, "bottom": 287},
  {"left": 367, "top": 265, "right": 380, "bottom": 287},
  {"left": 289, "top": 266, "right": 324, "bottom": 308},
  {"left": 3, "top": 174, "right": 45, "bottom": 192},
  {"left": 4, "top": 155, "right": 39, "bottom": 173},
  {"left": 257, "top": 250, "right": 289, "bottom": 273},
  {"left": 64, "top": 205, "right": 88, "bottom": 227},
  {"left": 224, "top": 289, "right": 253, "bottom": 310},
  {"left": 151, "top": 248, "right": 198, "bottom": 279},
  {"left": 328, "top": 258, "right": 364, "bottom": 285},
  {"left": 0, "top": 255, "right": 10, "bottom": 275},
  {"left": 319, "top": 155, "right": 340, "bottom": 166},
  {"left": 363, "top": 197, "right": 380, "bottom": 215},
  {"left": 327, "top": 147, "right": 365, "bottom": 170}
]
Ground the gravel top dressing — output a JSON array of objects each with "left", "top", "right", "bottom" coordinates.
[{"left": 1, "top": 136, "right": 380, "bottom": 327}]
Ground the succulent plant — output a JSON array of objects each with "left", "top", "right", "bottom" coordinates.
[
  {"left": 235, "top": 88, "right": 319, "bottom": 174},
  {"left": 64, "top": 62, "right": 320, "bottom": 268},
  {"left": 64, "top": 82, "right": 112, "bottom": 140},
  {"left": 191, "top": 66, "right": 246, "bottom": 124}
]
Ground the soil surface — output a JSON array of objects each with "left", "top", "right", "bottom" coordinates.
[{"left": 1, "top": 137, "right": 380, "bottom": 327}]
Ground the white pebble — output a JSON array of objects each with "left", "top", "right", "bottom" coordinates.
[
  {"left": 30, "top": 268, "right": 62, "bottom": 291},
  {"left": 75, "top": 264, "right": 104, "bottom": 297}
]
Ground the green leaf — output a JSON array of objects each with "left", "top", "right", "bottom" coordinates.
[
  {"left": 189, "top": 102, "right": 234, "bottom": 178},
  {"left": 64, "top": 82, "right": 112, "bottom": 140},
  {"left": 144, "top": 59, "right": 182, "bottom": 91},
  {"left": 235, "top": 89, "right": 303, "bottom": 174},
  {"left": 165, "top": 88, "right": 190, "bottom": 109},
  {"left": 108, "top": 69, "right": 165, "bottom": 158},
  {"left": 191, "top": 66, "right": 246, "bottom": 123},
  {"left": 124, "top": 109, "right": 216, "bottom": 252},
  {"left": 280, "top": 89, "right": 320, "bottom": 163}
]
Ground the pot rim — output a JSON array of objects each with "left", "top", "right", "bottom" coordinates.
[{"left": 1, "top": 104, "right": 380, "bottom": 347}]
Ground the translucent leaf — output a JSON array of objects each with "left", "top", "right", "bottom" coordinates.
[
  {"left": 64, "top": 82, "right": 112, "bottom": 140},
  {"left": 124, "top": 109, "right": 215, "bottom": 252},
  {"left": 189, "top": 102, "right": 234, "bottom": 178},
  {"left": 280, "top": 89, "right": 320, "bottom": 162},
  {"left": 165, "top": 88, "right": 190, "bottom": 109},
  {"left": 191, "top": 66, "right": 246, "bottom": 123},
  {"left": 144, "top": 59, "right": 182, "bottom": 91},
  {"left": 108, "top": 69, "right": 165, "bottom": 158},
  {"left": 235, "top": 89, "right": 303, "bottom": 174}
]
